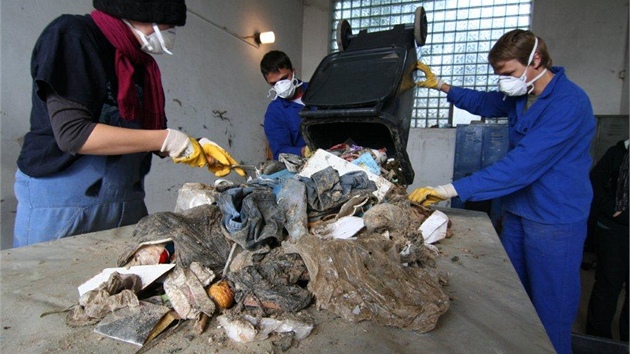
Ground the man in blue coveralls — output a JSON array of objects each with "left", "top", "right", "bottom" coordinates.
[
  {"left": 409, "top": 29, "right": 596, "bottom": 354},
  {"left": 260, "top": 50, "right": 309, "bottom": 160}
]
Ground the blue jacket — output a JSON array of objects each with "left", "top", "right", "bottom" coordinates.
[
  {"left": 450, "top": 67, "right": 596, "bottom": 224},
  {"left": 264, "top": 83, "right": 308, "bottom": 160}
]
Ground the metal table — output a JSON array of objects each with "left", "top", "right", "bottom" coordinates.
[{"left": 0, "top": 208, "right": 555, "bottom": 353}]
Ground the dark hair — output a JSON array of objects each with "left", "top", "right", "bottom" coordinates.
[
  {"left": 93, "top": 0, "right": 187, "bottom": 26},
  {"left": 260, "top": 50, "right": 293, "bottom": 78},
  {"left": 488, "top": 29, "right": 552, "bottom": 70}
]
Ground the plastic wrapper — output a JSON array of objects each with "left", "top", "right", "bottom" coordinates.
[
  {"left": 276, "top": 177, "right": 309, "bottom": 239},
  {"left": 174, "top": 182, "right": 220, "bottom": 213},
  {"left": 285, "top": 233, "right": 450, "bottom": 332}
]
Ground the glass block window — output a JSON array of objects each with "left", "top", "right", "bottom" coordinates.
[{"left": 331, "top": 0, "right": 532, "bottom": 127}]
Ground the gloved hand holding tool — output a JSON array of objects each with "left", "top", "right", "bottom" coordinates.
[
  {"left": 416, "top": 61, "right": 445, "bottom": 91},
  {"left": 161, "top": 128, "right": 208, "bottom": 168},
  {"left": 408, "top": 184, "right": 458, "bottom": 207},
  {"left": 160, "top": 129, "right": 246, "bottom": 177},
  {"left": 199, "top": 138, "right": 246, "bottom": 177}
]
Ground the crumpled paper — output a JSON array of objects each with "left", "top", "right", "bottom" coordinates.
[
  {"left": 66, "top": 272, "right": 142, "bottom": 327},
  {"left": 162, "top": 262, "right": 216, "bottom": 319}
]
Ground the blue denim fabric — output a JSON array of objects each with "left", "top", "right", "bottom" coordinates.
[
  {"left": 13, "top": 153, "right": 149, "bottom": 247},
  {"left": 500, "top": 212, "right": 587, "bottom": 354},
  {"left": 216, "top": 186, "right": 285, "bottom": 250}
]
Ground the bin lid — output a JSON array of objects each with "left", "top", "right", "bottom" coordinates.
[{"left": 303, "top": 47, "right": 408, "bottom": 109}]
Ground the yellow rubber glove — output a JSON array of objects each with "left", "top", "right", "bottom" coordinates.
[
  {"left": 172, "top": 138, "right": 208, "bottom": 168},
  {"left": 161, "top": 129, "right": 208, "bottom": 168},
  {"left": 199, "top": 138, "right": 246, "bottom": 177},
  {"left": 416, "top": 61, "right": 444, "bottom": 90},
  {"left": 302, "top": 145, "right": 314, "bottom": 158},
  {"left": 408, "top": 184, "right": 457, "bottom": 207}
]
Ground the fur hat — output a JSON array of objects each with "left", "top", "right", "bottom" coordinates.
[{"left": 93, "top": 0, "right": 187, "bottom": 26}]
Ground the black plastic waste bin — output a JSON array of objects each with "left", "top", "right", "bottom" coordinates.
[{"left": 299, "top": 8, "right": 428, "bottom": 185}]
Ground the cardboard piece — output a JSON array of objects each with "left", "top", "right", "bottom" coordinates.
[
  {"left": 78, "top": 264, "right": 175, "bottom": 296},
  {"left": 94, "top": 301, "right": 171, "bottom": 346}
]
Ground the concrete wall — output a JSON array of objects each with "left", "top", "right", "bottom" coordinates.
[
  {"left": 531, "top": 0, "right": 629, "bottom": 115},
  {"left": 1, "top": 0, "right": 628, "bottom": 249},
  {"left": 0, "top": 0, "right": 304, "bottom": 249}
]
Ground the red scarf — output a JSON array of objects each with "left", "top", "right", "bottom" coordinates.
[{"left": 91, "top": 10, "right": 165, "bottom": 129}]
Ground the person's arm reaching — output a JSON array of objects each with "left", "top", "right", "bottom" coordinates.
[{"left": 47, "top": 92, "right": 245, "bottom": 176}]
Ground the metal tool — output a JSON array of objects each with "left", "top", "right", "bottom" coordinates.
[{"left": 231, "top": 164, "right": 260, "bottom": 177}]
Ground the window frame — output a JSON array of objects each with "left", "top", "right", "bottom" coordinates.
[{"left": 330, "top": 0, "right": 532, "bottom": 128}]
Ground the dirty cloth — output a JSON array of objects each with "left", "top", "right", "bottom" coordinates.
[
  {"left": 286, "top": 233, "right": 450, "bottom": 332},
  {"left": 227, "top": 247, "right": 312, "bottom": 313},
  {"left": 298, "top": 166, "right": 376, "bottom": 213},
  {"left": 66, "top": 272, "right": 142, "bottom": 327},
  {"left": 217, "top": 186, "right": 286, "bottom": 250},
  {"left": 117, "top": 204, "right": 231, "bottom": 273}
]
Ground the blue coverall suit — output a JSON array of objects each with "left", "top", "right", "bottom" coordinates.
[
  {"left": 449, "top": 67, "right": 596, "bottom": 354},
  {"left": 263, "top": 83, "right": 308, "bottom": 160}
]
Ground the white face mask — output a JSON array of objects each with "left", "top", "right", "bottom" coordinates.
[
  {"left": 124, "top": 20, "right": 176, "bottom": 55},
  {"left": 267, "top": 73, "right": 303, "bottom": 100},
  {"left": 497, "top": 37, "right": 547, "bottom": 96}
]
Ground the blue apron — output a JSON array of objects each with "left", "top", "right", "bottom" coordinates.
[{"left": 14, "top": 107, "right": 152, "bottom": 247}]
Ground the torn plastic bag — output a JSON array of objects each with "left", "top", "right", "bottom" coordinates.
[
  {"left": 174, "top": 182, "right": 220, "bottom": 213},
  {"left": 217, "top": 313, "right": 313, "bottom": 343},
  {"left": 227, "top": 247, "right": 311, "bottom": 313},
  {"left": 276, "top": 177, "right": 309, "bottom": 240},
  {"left": 216, "top": 186, "right": 285, "bottom": 250},
  {"left": 285, "top": 233, "right": 450, "bottom": 332},
  {"left": 118, "top": 205, "right": 231, "bottom": 273}
]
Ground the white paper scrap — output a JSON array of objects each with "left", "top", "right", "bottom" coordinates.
[
  {"left": 312, "top": 216, "right": 365, "bottom": 240},
  {"left": 329, "top": 216, "right": 365, "bottom": 239},
  {"left": 419, "top": 210, "right": 449, "bottom": 244},
  {"left": 78, "top": 264, "right": 175, "bottom": 296}
]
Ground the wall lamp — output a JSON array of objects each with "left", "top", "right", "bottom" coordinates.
[
  {"left": 243, "top": 31, "right": 276, "bottom": 47},
  {"left": 188, "top": 8, "right": 275, "bottom": 49}
]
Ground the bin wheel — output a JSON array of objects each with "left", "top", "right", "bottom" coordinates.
[
  {"left": 414, "top": 7, "right": 428, "bottom": 46},
  {"left": 336, "top": 20, "right": 352, "bottom": 51}
]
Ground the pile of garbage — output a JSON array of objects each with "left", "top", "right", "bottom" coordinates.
[{"left": 66, "top": 148, "right": 451, "bottom": 349}]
